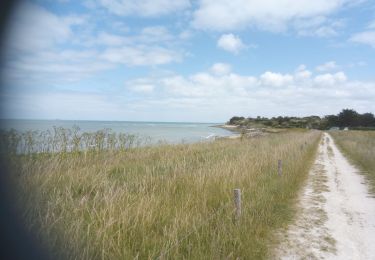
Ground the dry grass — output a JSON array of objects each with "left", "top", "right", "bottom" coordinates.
[
  {"left": 330, "top": 131, "right": 375, "bottom": 194},
  {"left": 7, "top": 130, "right": 321, "bottom": 259}
]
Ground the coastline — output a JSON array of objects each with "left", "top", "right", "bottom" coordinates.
[
  {"left": 211, "top": 124, "right": 242, "bottom": 133},
  {"left": 211, "top": 124, "right": 270, "bottom": 139},
  {"left": 211, "top": 124, "right": 242, "bottom": 139}
]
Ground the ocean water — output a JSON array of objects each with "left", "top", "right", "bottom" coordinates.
[{"left": 0, "top": 119, "right": 233, "bottom": 144}]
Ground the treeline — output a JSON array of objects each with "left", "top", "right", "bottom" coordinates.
[{"left": 228, "top": 109, "right": 375, "bottom": 130}]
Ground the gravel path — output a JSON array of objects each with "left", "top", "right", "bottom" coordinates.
[{"left": 275, "top": 133, "right": 375, "bottom": 259}]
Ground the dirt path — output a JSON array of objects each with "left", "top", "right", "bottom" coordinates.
[{"left": 275, "top": 133, "right": 375, "bottom": 259}]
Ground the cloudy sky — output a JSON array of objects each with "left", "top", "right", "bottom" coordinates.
[{"left": 1, "top": 0, "right": 375, "bottom": 122}]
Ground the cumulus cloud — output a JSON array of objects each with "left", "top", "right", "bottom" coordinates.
[
  {"left": 97, "top": 0, "right": 190, "bottom": 16},
  {"left": 260, "top": 72, "right": 293, "bottom": 87},
  {"left": 192, "top": 0, "right": 351, "bottom": 32},
  {"left": 119, "top": 64, "right": 375, "bottom": 120},
  {"left": 294, "top": 65, "right": 312, "bottom": 80},
  {"left": 316, "top": 61, "right": 338, "bottom": 72},
  {"left": 314, "top": 71, "right": 347, "bottom": 86},
  {"left": 217, "top": 34, "right": 246, "bottom": 54},
  {"left": 124, "top": 64, "right": 355, "bottom": 99}
]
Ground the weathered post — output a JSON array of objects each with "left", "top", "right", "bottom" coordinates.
[
  {"left": 234, "top": 189, "right": 241, "bottom": 222},
  {"left": 278, "top": 159, "right": 282, "bottom": 176}
]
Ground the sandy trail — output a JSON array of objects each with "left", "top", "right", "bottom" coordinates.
[{"left": 275, "top": 133, "right": 375, "bottom": 259}]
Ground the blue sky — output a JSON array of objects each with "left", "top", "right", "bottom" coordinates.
[{"left": 1, "top": 0, "right": 375, "bottom": 122}]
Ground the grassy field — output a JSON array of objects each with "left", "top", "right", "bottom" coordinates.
[
  {"left": 6, "top": 130, "right": 321, "bottom": 259},
  {"left": 330, "top": 131, "right": 375, "bottom": 194}
]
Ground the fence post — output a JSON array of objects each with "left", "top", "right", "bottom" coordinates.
[
  {"left": 234, "top": 189, "right": 241, "bottom": 222},
  {"left": 278, "top": 159, "right": 282, "bottom": 176}
]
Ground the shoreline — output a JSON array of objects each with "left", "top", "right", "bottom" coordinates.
[
  {"left": 212, "top": 124, "right": 271, "bottom": 139},
  {"left": 211, "top": 124, "right": 242, "bottom": 139},
  {"left": 211, "top": 124, "right": 242, "bottom": 133}
]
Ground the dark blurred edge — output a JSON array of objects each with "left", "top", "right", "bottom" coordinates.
[{"left": 0, "top": 1, "right": 50, "bottom": 259}]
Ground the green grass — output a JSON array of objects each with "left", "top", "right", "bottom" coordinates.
[
  {"left": 7, "top": 130, "right": 321, "bottom": 259},
  {"left": 330, "top": 131, "right": 375, "bottom": 194}
]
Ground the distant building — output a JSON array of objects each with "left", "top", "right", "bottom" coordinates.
[
  {"left": 329, "top": 127, "right": 339, "bottom": 130},
  {"left": 343, "top": 127, "right": 349, "bottom": 131}
]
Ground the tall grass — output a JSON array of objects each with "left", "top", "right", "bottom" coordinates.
[
  {"left": 0, "top": 126, "right": 147, "bottom": 155},
  {"left": 6, "top": 129, "right": 321, "bottom": 259},
  {"left": 330, "top": 131, "right": 375, "bottom": 194}
]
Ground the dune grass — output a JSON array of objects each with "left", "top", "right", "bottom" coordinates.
[
  {"left": 330, "top": 131, "right": 375, "bottom": 194},
  {"left": 6, "top": 130, "right": 321, "bottom": 259}
]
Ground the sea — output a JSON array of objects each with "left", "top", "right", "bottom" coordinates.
[{"left": 0, "top": 119, "right": 234, "bottom": 144}]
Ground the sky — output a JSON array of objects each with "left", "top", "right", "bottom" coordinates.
[{"left": 1, "top": 0, "right": 375, "bottom": 122}]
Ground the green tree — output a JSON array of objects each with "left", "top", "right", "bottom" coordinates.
[
  {"left": 337, "top": 109, "right": 359, "bottom": 127},
  {"left": 359, "top": 113, "right": 375, "bottom": 127}
]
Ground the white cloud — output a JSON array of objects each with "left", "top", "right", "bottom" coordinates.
[
  {"left": 260, "top": 72, "right": 293, "bottom": 87},
  {"left": 350, "top": 31, "right": 375, "bottom": 48},
  {"left": 98, "top": 0, "right": 190, "bottom": 16},
  {"left": 316, "top": 61, "right": 338, "bottom": 72},
  {"left": 128, "top": 84, "right": 155, "bottom": 94},
  {"left": 294, "top": 17, "right": 344, "bottom": 37},
  {"left": 126, "top": 78, "right": 155, "bottom": 94},
  {"left": 124, "top": 64, "right": 354, "bottom": 99},
  {"left": 313, "top": 26, "right": 338, "bottom": 37},
  {"left": 314, "top": 71, "right": 347, "bottom": 86},
  {"left": 100, "top": 46, "right": 182, "bottom": 66},
  {"left": 295, "top": 65, "right": 312, "bottom": 80},
  {"left": 210, "top": 63, "right": 232, "bottom": 75},
  {"left": 217, "top": 34, "right": 246, "bottom": 54},
  {"left": 3, "top": 3, "right": 186, "bottom": 86},
  {"left": 2, "top": 49, "right": 114, "bottom": 85},
  {"left": 95, "top": 32, "right": 129, "bottom": 46},
  {"left": 179, "top": 30, "right": 193, "bottom": 40},
  {"left": 131, "top": 67, "right": 258, "bottom": 98},
  {"left": 90, "top": 26, "right": 174, "bottom": 46},
  {"left": 192, "top": 0, "right": 351, "bottom": 32},
  {"left": 115, "top": 64, "right": 375, "bottom": 120},
  {"left": 5, "top": 2, "right": 83, "bottom": 52},
  {"left": 5, "top": 63, "right": 375, "bottom": 121},
  {"left": 138, "top": 26, "right": 174, "bottom": 43}
]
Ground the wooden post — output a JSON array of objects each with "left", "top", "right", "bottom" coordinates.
[
  {"left": 278, "top": 159, "right": 282, "bottom": 176},
  {"left": 234, "top": 189, "right": 241, "bottom": 222}
]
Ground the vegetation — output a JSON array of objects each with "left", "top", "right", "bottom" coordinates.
[
  {"left": 0, "top": 126, "right": 147, "bottom": 155},
  {"left": 228, "top": 109, "right": 375, "bottom": 130},
  {"left": 3, "top": 129, "right": 321, "bottom": 259},
  {"left": 331, "top": 131, "right": 375, "bottom": 194}
]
